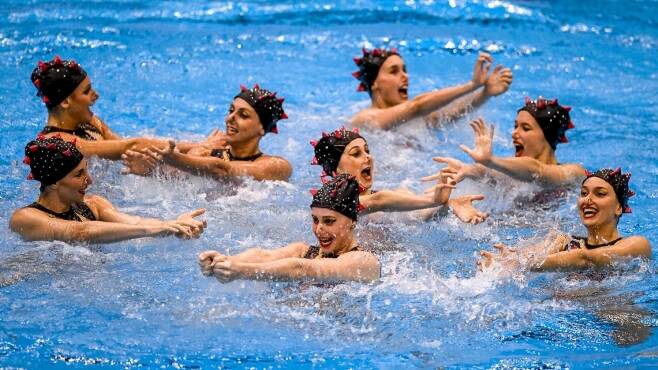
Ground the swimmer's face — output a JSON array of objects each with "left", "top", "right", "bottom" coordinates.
[
  {"left": 52, "top": 159, "right": 93, "bottom": 204},
  {"left": 512, "top": 111, "right": 552, "bottom": 159},
  {"left": 336, "top": 138, "right": 373, "bottom": 192},
  {"left": 311, "top": 207, "right": 356, "bottom": 255},
  {"left": 578, "top": 177, "right": 622, "bottom": 228},
  {"left": 371, "top": 55, "right": 408, "bottom": 107},
  {"left": 60, "top": 77, "right": 98, "bottom": 124},
  {"left": 224, "top": 97, "right": 265, "bottom": 145}
]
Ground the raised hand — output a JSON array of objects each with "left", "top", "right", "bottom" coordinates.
[
  {"left": 204, "top": 129, "right": 230, "bottom": 150},
  {"left": 448, "top": 195, "right": 488, "bottom": 224},
  {"left": 460, "top": 118, "right": 494, "bottom": 164},
  {"left": 471, "top": 52, "right": 493, "bottom": 87},
  {"left": 424, "top": 156, "right": 483, "bottom": 184},
  {"left": 433, "top": 167, "right": 458, "bottom": 205},
  {"left": 484, "top": 65, "right": 513, "bottom": 97}
]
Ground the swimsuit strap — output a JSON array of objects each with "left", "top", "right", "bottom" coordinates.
[
  {"left": 209, "top": 149, "right": 263, "bottom": 162},
  {"left": 26, "top": 202, "right": 96, "bottom": 221},
  {"left": 303, "top": 244, "right": 362, "bottom": 259},
  {"left": 41, "top": 123, "right": 101, "bottom": 141},
  {"left": 566, "top": 235, "right": 623, "bottom": 250}
]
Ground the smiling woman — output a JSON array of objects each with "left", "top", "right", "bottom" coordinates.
[
  {"left": 198, "top": 174, "right": 380, "bottom": 283},
  {"left": 479, "top": 168, "right": 651, "bottom": 272},
  {"left": 127, "top": 84, "right": 293, "bottom": 181},
  {"left": 9, "top": 137, "right": 206, "bottom": 243},
  {"left": 32, "top": 56, "right": 170, "bottom": 161}
]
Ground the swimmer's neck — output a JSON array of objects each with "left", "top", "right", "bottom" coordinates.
[
  {"left": 37, "top": 191, "right": 73, "bottom": 214},
  {"left": 46, "top": 112, "right": 82, "bottom": 131},
  {"left": 586, "top": 222, "right": 621, "bottom": 245},
  {"left": 533, "top": 147, "right": 558, "bottom": 165},
  {"left": 228, "top": 138, "right": 261, "bottom": 159},
  {"left": 370, "top": 93, "right": 402, "bottom": 110},
  {"left": 333, "top": 234, "right": 358, "bottom": 256}
]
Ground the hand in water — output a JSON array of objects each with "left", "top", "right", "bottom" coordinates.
[
  {"left": 477, "top": 243, "right": 518, "bottom": 271},
  {"left": 460, "top": 118, "right": 494, "bottom": 164},
  {"left": 173, "top": 208, "right": 207, "bottom": 239},
  {"left": 449, "top": 195, "right": 488, "bottom": 224},
  {"left": 121, "top": 149, "right": 158, "bottom": 176},
  {"left": 484, "top": 65, "right": 513, "bottom": 97},
  {"left": 471, "top": 52, "right": 493, "bottom": 87}
]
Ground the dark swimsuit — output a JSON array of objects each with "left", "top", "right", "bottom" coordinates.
[
  {"left": 26, "top": 202, "right": 97, "bottom": 221},
  {"left": 303, "top": 245, "right": 363, "bottom": 259},
  {"left": 41, "top": 123, "right": 102, "bottom": 141},
  {"left": 564, "top": 235, "right": 624, "bottom": 251},
  {"left": 209, "top": 149, "right": 263, "bottom": 162}
]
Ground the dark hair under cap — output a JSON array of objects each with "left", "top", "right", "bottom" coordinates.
[
  {"left": 352, "top": 47, "right": 400, "bottom": 95},
  {"left": 310, "top": 127, "right": 364, "bottom": 176},
  {"left": 30, "top": 56, "right": 87, "bottom": 109},
  {"left": 23, "top": 135, "right": 84, "bottom": 187},
  {"left": 518, "top": 96, "right": 574, "bottom": 151},
  {"left": 310, "top": 174, "right": 363, "bottom": 221},
  {"left": 234, "top": 84, "right": 288, "bottom": 134},
  {"left": 584, "top": 168, "right": 635, "bottom": 214}
]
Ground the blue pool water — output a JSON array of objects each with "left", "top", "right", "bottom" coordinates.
[{"left": 1, "top": 0, "right": 657, "bottom": 368}]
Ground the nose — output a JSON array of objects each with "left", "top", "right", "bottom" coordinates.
[
  {"left": 91, "top": 88, "right": 99, "bottom": 102},
  {"left": 225, "top": 111, "right": 235, "bottom": 124},
  {"left": 86, "top": 173, "right": 93, "bottom": 186},
  {"left": 511, "top": 127, "right": 520, "bottom": 140}
]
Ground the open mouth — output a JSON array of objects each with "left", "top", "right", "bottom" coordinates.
[
  {"left": 318, "top": 235, "right": 334, "bottom": 248},
  {"left": 226, "top": 125, "right": 238, "bottom": 135},
  {"left": 361, "top": 167, "right": 372, "bottom": 181},
  {"left": 399, "top": 86, "right": 408, "bottom": 99},
  {"left": 582, "top": 207, "right": 598, "bottom": 218},
  {"left": 513, "top": 142, "right": 524, "bottom": 157}
]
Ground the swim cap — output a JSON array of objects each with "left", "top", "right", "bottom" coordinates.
[
  {"left": 310, "top": 174, "right": 363, "bottom": 221},
  {"left": 23, "top": 136, "right": 84, "bottom": 186},
  {"left": 310, "top": 127, "right": 363, "bottom": 176},
  {"left": 234, "top": 84, "right": 288, "bottom": 134},
  {"left": 584, "top": 168, "right": 635, "bottom": 214},
  {"left": 518, "top": 96, "right": 574, "bottom": 150},
  {"left": 30, "top": 56, "right": 87, "bottom": 109},
  {"left": 352, "top": 47, "right": 400, "bottom": 95}
]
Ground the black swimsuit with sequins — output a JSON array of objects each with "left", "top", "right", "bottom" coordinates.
[
  {"left": 209, "top": 149, "right": 263, "bottom": 162},
  {"left": 564, "top": 235, "right": 623, "bottom": 251},
  {"left": 26, "top": 202, "right": 97, "bottom": 221},
  {"left": 41, "top": 123, "right": 102, "bottom": 141},
  {"left": 303, "top": 245, "right": 363, "bottom": 259}
]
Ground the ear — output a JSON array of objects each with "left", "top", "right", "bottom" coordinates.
[
  {"left": 59, "top": 96, "right": 71, "bottom": 110},
  {"left": 615, "top": 202, "right": 623, "bottom": 217}
]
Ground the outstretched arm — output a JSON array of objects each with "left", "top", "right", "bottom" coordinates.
[
  {"left": 460, "top": 118, "right": 585, "bottom": 185},
  {"left": 198, "top": 242, "right": 309, "bottom": 271},
  {"left": 426, "top": 65, "right": 513, "bottom": 127},
  {"left": 9, "top": 209, "right": 187, "bottom": 244},
  {"left": 351, "top": 52, "right": 492, "bottom": 130},
  {"left": 210, "top": 251, "right": 381, "bottom": 283}
]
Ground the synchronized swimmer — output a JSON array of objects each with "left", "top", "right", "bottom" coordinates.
[{"left": 9, "top": 51, "right": 653, "bottom": 284}]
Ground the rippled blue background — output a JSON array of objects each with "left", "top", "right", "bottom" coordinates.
[{"left": 1, "top": 1, "right": 657, "bottom": 368}]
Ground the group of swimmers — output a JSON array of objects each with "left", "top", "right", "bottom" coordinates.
[{"left": 9, "top": 50, "right": 651, "bottom": 284}]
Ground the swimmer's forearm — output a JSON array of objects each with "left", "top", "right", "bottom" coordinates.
[
  {"left": 363, "top": 190, "right": 442, "bottom": 213},
  {"left": 77, "top": 138, "right": 139, "bottom": 160},
  {"left": 432, "top": 88, "right": 488, "bottom": 125},
  {"left": 410, "top": 81, "right": 479, "bottom": 120},
  {"left": 53, "top": 221, "right": 161, "bottom": 244},
  {"left": 164, "top": 152, "right": 230, "bottom": 177},
  {"left": 237, "top": 259, "right": 310, "bottom": 281},
  {"left": 480, "top": 156, "right": 542, "bottom": 182}
]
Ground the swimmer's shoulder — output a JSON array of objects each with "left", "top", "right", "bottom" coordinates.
[
  {"left": 83, "top": 195, "right": 111, "bottom": 219},
  {"left": 351, "top": 107, "right": 376, "bottom": 128},
  {"left": 617, "top": 235, "right": 652, "bottom": 257},
  {"left": 257, "top": 154, "right": 292, "bottom": 180},
  {"left": 9, "top": 206, "right": 52, "bottom": 235},
  {"left": 557, "top": 162, "right": 586, "bottom": 178}
]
